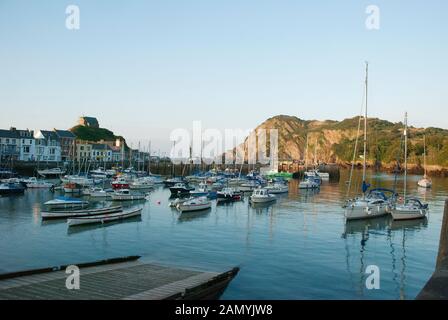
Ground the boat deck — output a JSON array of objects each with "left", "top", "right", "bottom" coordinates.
[{"left": 0, "top": 256, "right": 239, "bottom": 300}]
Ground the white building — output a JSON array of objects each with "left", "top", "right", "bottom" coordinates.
[{"left": 34, "top": 130, "right": 62, "bottom": 162}]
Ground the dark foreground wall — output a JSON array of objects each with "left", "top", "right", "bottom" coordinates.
[{"left": 417, "top": 199, "right": 448, "bottom": 300}]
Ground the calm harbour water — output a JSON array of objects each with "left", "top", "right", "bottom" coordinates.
[{"left": 0, "top": 169, "right": 446, "bottom": 300}]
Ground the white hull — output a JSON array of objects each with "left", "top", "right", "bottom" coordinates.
[
  {"left": 391, "top": 207, "right": 427, "bottom": 221},
  {"left": 110, "top": 194, "right": 146, "bottom": 201},
  {"left": 249, "top": 196, "right": 276, "bottom": 203},
  {"left": 178, "top": 202, "right": 212, "bottom": 212},
  {"left": 417, "top": 179, "right": 432, "bottom": 189},
  {"left": 42, "top": 206, "right": 123, "bottom": 219},
  {"left": 67, "top": 208, "right": 142, "bottom": 226},
  {"left": 27, "top": 183, "right": 53, "bottom": 189},
  {"left": 345, "top": 204, "right": 389, "bottom": 220}
]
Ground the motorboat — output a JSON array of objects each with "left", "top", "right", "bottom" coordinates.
[
  {"left": 217, "top": 187, "right": 243, "bottom": 202},
  {"left": 299, "top": 177, "right": 320, "bottom": 190},
  {"left": 0, "top": 182, "right": 25, "bottom": 196},
  {"left": 61, "top": 175, "right": 94, "bottom": 187},
  {"left": 110, "top": 189, "right": 146, "bottom": 201},
  {"left": 44, "top": 197, "right": 89, "bottom": 210},
  {"left": 63, "top": 182, "right": 83, "bottom": 194},
  {"left": 249, "top": 188, "right": 276, "bottom": 204},
  {"left": 190, "top": 183, "right": 210, "bottom": 197},
  {"left": 37, "top": 168, "right": 66, "bottom": 177},
  {"left": 169, "top": 183, "right": 194, "bottom": 195},
  {"left": 111, "top": 177, "right": 130, "bottom": 190},
  {"left": 305, "top": 169, "right": 329, "bottom": 180},
  {"left": 26, "top": 177, "right": 54, "bottom": 189},
  {"left": 42, "top": 205, "right": 123, "bottom": 219},
  {"left": 67, "top": 207, "right": 143, "bottom": 227},
  {"left": 177, "top": 196, "right": 212, "bottom": 213},
  {"left": 265, "top": 183, "right": 289, "bottom": 194}
]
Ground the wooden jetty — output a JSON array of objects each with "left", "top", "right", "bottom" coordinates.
[
  {"left": 0, "top": 256, "right": 239, "bottom": 300},
  {"left": 417, "top": 199, "right": 448, "bottom": 300}
]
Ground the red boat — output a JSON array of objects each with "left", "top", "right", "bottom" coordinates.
[{"left": 111, "top": 178, "right": 129, "bottom": 190}]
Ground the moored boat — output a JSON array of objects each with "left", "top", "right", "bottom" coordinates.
[
  {"left": 249, "top": 188, "right": 276, "bottom": 204},
  {"left": 111, "top": 177, "right": 130, "bottom": 190},
  {"left": 26, "top": 177, "right": 54, "bottom": 189},
  {"left": 0, "top": 182, "right": 25, "bottom": 196},
  {"left": 44, "top": 197, "right": 89, "bottom": 210},
  {"left": 37, "top": 168, "right": 66, "bottom": 177},
  {"left": 41, "top": 205, "right": 123, "bottom": 219},
  {"left": 110, "top": 189, "right": 146, "bottom": 201},
  {"left": 67, "top": 207, "right": 143, "bottom": 227},
  {"left": 177, "top": 197, "right": 212, "bottom": 213},
  {"left": 169, "top": 183, "right": 194, "bottom": 195}
]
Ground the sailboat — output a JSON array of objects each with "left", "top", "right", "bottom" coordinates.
[
  {"left": 391, "top": 113, "right": 429, "bottom": 221},
  {"left": 299, "top": 135, "right": 320, "bottom": 190},
  {"left": 345, "top": 63, "right": 392, "bottom": 220},
  {"left": 417, "top": 135, "right": 432, "bottom": 188}
]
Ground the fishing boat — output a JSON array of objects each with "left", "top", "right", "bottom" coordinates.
[
  {"left": 37, "top": 168, "right": 66, "bottom": 177},
  {"left": 111, "top": 177, "right": 130, "bottom": 190},
  {"left": 67, "top": 207, "right": 143, "bottom": 227},
  {"left": 44, "top": 197, "right": 89, "bottom": 210},
  {"left": 417, "top": 136, "right": 432, "bottom": 189},
  {"left": 0, "top": 182, "right": 25, "bottom": 195},
  {"left": 41, "top": 205, "right": 123, "bottom": 219},
  {"left": 110, "top": 189, "right": 146, "bottom": 201},
  {"left": 217, "top": 187, "right": 243, "bottom": 202},
  {"left": 265, "top": 183, "right": 289, "bottom": 194},
  {"left": 26, "top": 177, "right": 54, "bottom": 189},
  {"left": 169, "top": 183, "right": 194, "bottom": 195},
  {"left": 63, "top": 182, "right": 83, "bottom": 194},
  {"left": 249, "top": 188, "right": 276, "bottom": 204},
  {"left": 239, "top": 180, "right": 262, "bottom": 192},
  {"left": 190, "top": 183, "right": 210, "bottom": 197},
  {"left": 344, "top": 63, "right": 390, "bottom": 220},
  {"left": 391, "top": 113, "right": 428, "bottom": 221},
  {"left": 177, "top": 197, "right": 212, "bottom": 213}
]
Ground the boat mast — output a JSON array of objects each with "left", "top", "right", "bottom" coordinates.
[
  {"left": 423, "top": 135, "right": 427, "bottom": 178},
  {"left": 362, "top": 62, "right": 368, "bottom": 198},
  {"left": 404, "top": 112, "right": 408, "bottom": 202},
  {"left": 304, "top": 134, "right": 309, "bottom": 170}
]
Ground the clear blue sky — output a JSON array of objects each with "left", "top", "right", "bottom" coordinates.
[{"left": 0, "top": 0, "right": 446, "bottom": 152}]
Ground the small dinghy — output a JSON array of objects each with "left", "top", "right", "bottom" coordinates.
[
  {"left": 41, "top": 205, "right": 123, "bottom": 220},
  {"left": 177, "top": 196, "right": 212, "bottom": 213},
  {"left": 44, "top": 197, "right": 89, "bottom": 210},
  {"left": 67, "top": 207, "right": 143, "bottom": 227}
]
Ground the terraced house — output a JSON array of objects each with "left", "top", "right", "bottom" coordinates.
[
  {"left": 33, "top": 130, "right": 62, "bottom": 162},
  {"left": 0, "top": 127, "right": 35, "bottom": 162}
]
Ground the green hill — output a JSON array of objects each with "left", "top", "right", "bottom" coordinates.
[{"left": 70, "top": 125, "right": 127, "bottom": 148}]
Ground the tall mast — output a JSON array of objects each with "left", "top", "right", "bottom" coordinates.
[
  {"left": 404, "top": 112, "right": 408, "bottom": 202},
  {"left": 304, "top": 134, "right": 309, "bottom": 170},
  {"left": 362, "top": 62, "right": 368, "bottom": 198},
  {"left": 423, "top": 135, "right": 427, "bottom": 178}
]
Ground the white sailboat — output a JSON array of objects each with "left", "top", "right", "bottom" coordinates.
[
  {"left": 345, "top": 63, "right": 390, "bottom": 220},
  {"left": 417, "top": 135, "right": 432, "bottom": 188},
  {"left": 391, "top": 113, "right": 428, "bottom": 221}
]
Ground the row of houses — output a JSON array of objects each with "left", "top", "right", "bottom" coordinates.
[{"left": 0, "top": 127, "right": 150, "bottom": 163}]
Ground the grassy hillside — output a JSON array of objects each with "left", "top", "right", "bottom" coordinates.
[
  {"left": 238, "top": 115, "right": 448, "bottom": 167},
  {"left": 70, "top": 125, "right": 127, "bottom": 147}
]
